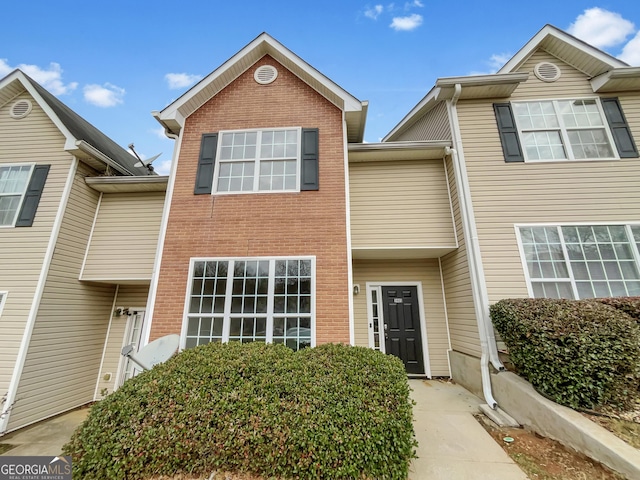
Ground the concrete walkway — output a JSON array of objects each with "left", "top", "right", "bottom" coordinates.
[
  {"left": 409, "top": 379, "right": 528, "bottom": 479},
  {"left": 0, "top": 407, "right": 89, "bottom": 456}
]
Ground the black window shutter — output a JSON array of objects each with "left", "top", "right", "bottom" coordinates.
[
  {"left": 15, "top": 164, "right": 50, "bottom": 227},
  {"left": 194, "top": 133, "right": 218, "bottom": 195},
  {"left": 493, "top": 103, "right": 524, "bottom": 163},
  {"left": 602, "top": 98, "right": 639, "bottom": 158},
  {"left": 301, "top": 128, "right": 319, "bottom": 191}
]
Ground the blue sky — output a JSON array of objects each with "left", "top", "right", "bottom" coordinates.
[{"left": 1, "top": 1, "right": 639, "bottom": 174}]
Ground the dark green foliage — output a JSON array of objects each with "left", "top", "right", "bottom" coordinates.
[
  {"left": 593, "top": 296, "right": 640, "bottom": 323},
  {"left": 63, "top": 342, "right": 416, "bottom": 479},
  {"left": 491, "top": 298, "right": 640, "bottom": 410}
]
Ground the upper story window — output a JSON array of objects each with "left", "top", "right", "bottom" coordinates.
[
  {"left": 194, "top": 128, "right": 319, "bottom": 196},
  {"left": 494, "top": 97, "right": 638, "bottom": 163},
  {"left": 215, "top": 128, "right": 300, "bottom": 193},
  {"left": 0, "top": 164, "right": 33, "bottom": 226},
  {"left": 512, "top": 99, "right": 615, "bottom": 161}
]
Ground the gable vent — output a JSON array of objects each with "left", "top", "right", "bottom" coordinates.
[
  {"left": 534, "top": 62, "right": 561, "bottom": 82},
  {"left": 10, "top": 99, "right": 33, "bottom": 119},
  {"left": 254, "top": 65, "right": 278, "bottom": 85}
]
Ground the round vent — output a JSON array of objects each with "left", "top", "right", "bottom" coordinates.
[
  {"left": 10, "top": 99, "right": 33, "bottom": 119},
  {"left": 534, "top": 62, "right": 561, "bottom": 82},
  {"left": 254, "top": 65, "right": 278, "bottom": 85}
]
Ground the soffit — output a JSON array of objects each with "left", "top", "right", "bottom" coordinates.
[
  {"left": 591, "top": 67, "right": 640, "bottom": 93},
  {"left": 348, "top": 141, "right": 450, "bottom": 162},
  {"left": 85, "top": 175, "right": 169, "bottom": 193}
]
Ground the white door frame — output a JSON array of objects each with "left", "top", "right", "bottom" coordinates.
[
  {"left": 115, "top": 307, "right": 146, "bottom": 388},
  {"left": 365, "top": 281, "right": 431, "bottom": 377}
]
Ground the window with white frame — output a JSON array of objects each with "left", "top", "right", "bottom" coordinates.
[
  {"left": 185, "top": 257, "right": 313, "bottom": 350},
  {"left": 0, "top": 292, "right": 6, "bottom": 318},
  {"left": 518, "top": 225, "right": 640, "bottom": 299},
  {"left": 0, "top": 164, "right": 33, "bottom": 226},
  {"left": 512, "top": 99, "right": 616, "bottom": 161},
  {"left": 214, "top": 128, "right": 300, "bottom": 193}
]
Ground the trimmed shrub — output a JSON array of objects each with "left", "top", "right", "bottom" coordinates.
[
  {"left": 63, "top": 342, "right": 416, "bottom": 480},
  {"left": 491, "top": 298, "right": 640, "bottom": 410},
  {"left": 594, "top": 296, "right": 640, "bottom": 323}
]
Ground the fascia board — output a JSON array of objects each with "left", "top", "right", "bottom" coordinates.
[
  {"left": 157, "top": 33, "right": 363, "bottom": 128},
  {"left": 498, "top": 24, "right": 627, "bottom": 74},
  {"left": 591, "top": 67, "right": 640, "bottom": 92}
]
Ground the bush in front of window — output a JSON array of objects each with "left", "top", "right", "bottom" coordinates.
[
  {"left": 491, "top": 298, "right": 640, "bottom": 410},
  {"left": 63, "top": 342, "right": 417, "bottom": 480}
]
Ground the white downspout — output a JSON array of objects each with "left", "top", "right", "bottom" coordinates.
[{"left": 447, "top": 83, "right": 502, "bottom": 408}]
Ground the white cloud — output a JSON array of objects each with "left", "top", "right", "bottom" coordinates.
[
  {"left": 365, "top": 5, "right": 384, "bottom": 20},
  {"left": 154, "top": 158, "right": 172, "bottom": 176},
  {"left": 390, "top": 13, "right": 422, "bottom": 31},
  {"left": 568, "top": 7, "right": 635, "bottom": 49},
  {"left": 0, "top": 59, "right": 77, "bottom": 95},
  {"left": 165, "top": 72, "right": 202, "bottom": 89},
  {"left": 405, "top": 0, "right": 423, "bottom": 8},
  {"left": 150, "top": 127, "right": 169, "bottom": 140},
  {"left": 83, "top": 83, "right": 125, "bottom": 107},
  {"left": 619, "top": 31, "right": 640, "bottom": 65},
  {"left": 489, "top": 53, "right": 510, "bottom": 71}
]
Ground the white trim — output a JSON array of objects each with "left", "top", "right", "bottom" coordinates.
[
  {"left": 79, "top": 191, "right": 102, "bottom": 280},
  {"left": 180, "top": 256, "right": 316, "bottom": 349},
  {"left": 142, "top": 131, "right": 183, "bottom": 347},
  {"left": 117, "top": 307, "right": 146, "bottom": 387},
  {"left": 438, "top": 257, "right": 453, "bottom": 376},
  {"left": 343, "top": 113, "right": 355, "bottom": 345},
  {"left": 365, "top": 284, "right": 384, "bottom": 353},
  {"left": 365, "top": 281, "right": 431, "bottom": 377},
  {"left": 0, "top": 291, "right": 7, "bottom": 318},
  {"left": 515, "top": 221, "right": 640, "bottom": 227},
  {"left": 443, "top": 158, "right": 459, "bottom": 248},
  {"left": 0, "top": 163, "right": 35, "bottom": 228},
  {"left": 9, "top": 99, "right": 32, "bottom": 119},
  {"left": 94, "top": 284, "right": 119, "bottom": 400},
  {"left": 0, "top": 157, "right": 78, "bottom": 433}
]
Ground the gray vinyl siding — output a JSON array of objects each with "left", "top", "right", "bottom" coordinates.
[
  {"left": 457, "top": 49, "right": 640, "bottom": 304},
  {"left": 82, "top": 191, "right": 164, "bottom": 282},
  {"left": 440, "top": 157, "right": 482, "bottom": 357},
  {"left": 96, "top": 284, "right": 150, "bottom": 397},
  {"left": 0, "top": 92, "right": 70, "bottom": 405},
  {"left": 394, "top": 102, "right": 452, "bottom": 142},
  {"left": 349, "top": 159, "right": 456, "bottom": 249},
  {"left": 352, "top": 258, "right": 450, "bottom": 376},
  {"left": 8, "top": 162, "right": 116, "bottom": 431}
]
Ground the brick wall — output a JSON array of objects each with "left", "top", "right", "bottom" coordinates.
[{"left": 150, "top": 56, "right": 350, "bottom": 345}]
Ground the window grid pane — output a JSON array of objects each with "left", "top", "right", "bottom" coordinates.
[
  {"left": 0, "top": 165, "right": 31, "bottom": 226},
  {"left": 186, "top": 258, "right": 312, "bottom": 351},
  {"left": 513, "top": 99, "right": 615, "bottom": 161}
]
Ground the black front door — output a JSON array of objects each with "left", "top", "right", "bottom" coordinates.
[{"left": 382, "top": 286, "right": 425, "bottom": 375}]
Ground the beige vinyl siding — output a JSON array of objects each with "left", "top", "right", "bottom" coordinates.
[
  {"left": 8, "top": 162, "right": 116, "bottom": 430},
  {"left": 349, "top": 159, "right": 456, "bottom": 249},
  {"left": 352, "top": 258, "right": 450, "bottom": 376},
  {"left": 82, "top": 191, "right": 164, "bottom": 282},
  {"left": 440, "top": 157, "right": 482, "bottom": 357},
  {"left": 0, "top": 92, "right": 70, "bottom": 404},
  {"left": 96, "top": 284, "right": 150, "bottom": 397},
  {"left": 395, "top": 102, "right": 452, "bottom": 142},
  {"left": 456, "top": 48, "right": 640, "bottom": 304}
]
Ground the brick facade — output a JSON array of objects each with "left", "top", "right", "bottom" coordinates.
[{"left": 150, "top": 56, "right": 350, "bottom": 345}]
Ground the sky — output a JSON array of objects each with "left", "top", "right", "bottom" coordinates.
[{"left": 1, "top": 1, "right": 639, "bottom": 175}]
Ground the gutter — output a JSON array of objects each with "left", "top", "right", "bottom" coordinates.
[{"left": 446, "top": 83, "right": 503, "bottom": 409}]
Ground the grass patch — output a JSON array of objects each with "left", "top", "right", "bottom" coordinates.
[{"left": 0, "top": 443, "right": 15, "bottom": 454}]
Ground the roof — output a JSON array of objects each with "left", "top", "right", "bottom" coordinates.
[
  {"left": 0, "top": 70, "right": 151, "bottom": 176},
  {"left": 153, "top": 32, "right": 368, "bottom": 143},
  {"left": 384, "top": 24, "right": 640, "bottom": 142}
]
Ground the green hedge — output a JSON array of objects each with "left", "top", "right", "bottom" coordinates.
[
  {"left": 491, "top": 298, "right": 640, "bottom": 410},
  {"left": 593, "top": 296, "right": 640, "bottom": 323},
  {"left": 63, "top": 342, "right": 416, "bottom": 479}
]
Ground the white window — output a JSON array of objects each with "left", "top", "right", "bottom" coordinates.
[
  {"left": 518, "top": 225, "right": 640, "bottom": 299},
  {"left": 0, "top": 164, "right": 33, "bottom": 226},
  {"left": 184, "top": 257, "right": 313, "bottom": 350},
  {"left": 512, "top": 99, "right": 616, "bottom": 161},
  {"left": 214, "top": 128, "right": 300, "bottom": 193}
]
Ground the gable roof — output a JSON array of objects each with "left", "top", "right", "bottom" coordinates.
[
  {"left": 153, "top": 32, "right": 368, "bottom": 143},
  {"left": 0, "top": 70, "right": 151, "bottom": 176},
  {"left": 385, "top": 24, "right": 639, "bottom": 142}
]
